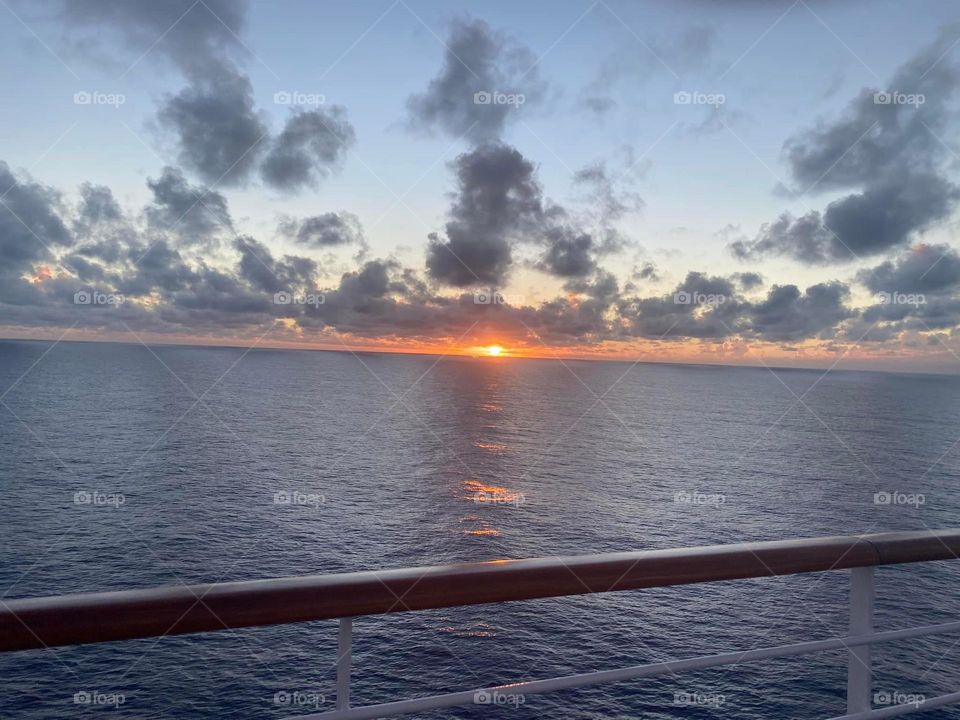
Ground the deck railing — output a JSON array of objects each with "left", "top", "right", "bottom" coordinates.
[{"left": 3, "top": 529, "right": 960, "bottom": 718}]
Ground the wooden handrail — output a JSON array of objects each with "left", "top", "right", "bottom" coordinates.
[{"left": 1, "top": 529, "right": 958, "bottom": 652}]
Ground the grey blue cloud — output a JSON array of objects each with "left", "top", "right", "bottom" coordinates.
[{"left": 406, "top": 18, "right": 547, "bottom": 144}]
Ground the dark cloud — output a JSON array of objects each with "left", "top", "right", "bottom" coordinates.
[
  {"left": 633, "top": 263, "right": 657, "bottom": 281},
  {"left": 745, "top": 282, "right": 853, "bottom": 342},
  {"left": 0, "top": 160, "right": 954, "bottom": 353},
  {"left": 116, "top": 239, "right": 197, "bottom": 296},
  {"left": 426, "top": 143, "right": 544, "bottom": 286},
  {"left": 859, "top": 244, "right": 960, "bottom": 296},
  {"left": 57, "top": 0, "right": 247, "bottom": 76},
  {"left": 428, "top": 143, "right": 624, "bottom": 285},
  {"left": 734, "top": 271, "right": 763, "bottom": 290},
  {"left": 853, "top": 243, "right": 960, "bottom": 338},
  {"left": 737, "top": 26, "right": 960, "bottom": 264},
  {"left": 157, "top": 68, "right": 269, "bottom": 186},
  {"left": 619, "top": 272, "right": 744, "bottom": 340},
  {"left": 260, "top": 108, "right": 355, "bottom": 192},
  {"left": 615, "top": 273, "right": 857, "bottom": 344},
  {"left": 537, "top": 228, "right": 596, "bottom": 278},
  {"left": 406, "top": 18, "right": 546, "bottom": 144},
  {"left": 857, "top": 295, "right": 960, "bottom": 337},
  {"left": 822, "top": 172, "right": 957, "bottom": 257},
  {"left": 632, "top": 261, "right": 659, "bottom": 282},
  {"left": 298, "top": 260, "right": 475, "bottom": 339},
  {"left": 145, "top": 167, "right": 233, "bottom": 246},
  {"left": 58, "top": 1, "right": 267, "bottom": 185},
  {"left": 734, "top": 172, "right": 959, "bottom": 263},
  {"left": 784, "top": 25, "right": 960, "bottom": 192},
  {"left": 54, "top": 0, "right": 353, "bottom": 195},
  {"left": 234, "top": 236, "right": 317, "bottom": 294},
  {"left": 76, "top": 183, "right": 122, "bottom": 228},
  {"left": 521, "top": 271, "right": 621, "bottom": 340},
  {"left": 0, "top": 162, "right": 73, "bottom": 285},
  {"left": 279, "top": 212, "right": 364, "bottom": 248},
  {"left": 167, "top": 266, "right": 272, "bottom": 319}
]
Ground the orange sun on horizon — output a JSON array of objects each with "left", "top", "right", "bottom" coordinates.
[{"left": 481, "top": 344, "right": 505, "bottom": 357}]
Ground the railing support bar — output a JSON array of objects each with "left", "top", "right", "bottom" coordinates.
[
  {"left": 847, "top": 566, "right": 875, "bottom": 714},
  {"left": 337, "top": 617, "right": 352, "bottom": 711}
]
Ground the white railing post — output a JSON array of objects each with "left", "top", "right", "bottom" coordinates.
[
  {"left": 337, "top": 617, "right": 352, "bottom": 710},
  {"left": 846, "top": 567, "right": 875, "bottom": 714}
]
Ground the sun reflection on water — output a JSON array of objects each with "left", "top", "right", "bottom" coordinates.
[
  {"left": 473, "top": 440, "right": 508, "bottom": 454},
  {"left": 463, "top": 479, "right": 523, "bottom": 504}
]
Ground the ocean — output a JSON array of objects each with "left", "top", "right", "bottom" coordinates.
[{"left": 1, "top": 338, "right": 960, "bottom": 719}]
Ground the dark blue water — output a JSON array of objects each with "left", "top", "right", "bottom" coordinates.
[{"left": 2, "top": 339, "right": 960, "bottom": 719}]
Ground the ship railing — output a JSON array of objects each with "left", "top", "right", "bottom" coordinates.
[{"left": 3, "top": 529, "right": 960, "bottom": 719}]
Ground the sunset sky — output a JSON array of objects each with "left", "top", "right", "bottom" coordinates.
[{"left": 2, "top": 0, "right": 960, "bottom": 371}]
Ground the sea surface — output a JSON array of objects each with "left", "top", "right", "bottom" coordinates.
[{"left": 2, "top": 339, "right": 960, "bottom": 719}]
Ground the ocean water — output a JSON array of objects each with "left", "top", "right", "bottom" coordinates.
[{"left": 1, "top": 338, "right": 960, "bottom": 719}]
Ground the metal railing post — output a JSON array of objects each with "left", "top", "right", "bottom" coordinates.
[
  {"left": 846, "top": 567, "right": 875, "bottom": 714},
  {"left": 337, "top": 617, "right": 352, "bottom": 710}
]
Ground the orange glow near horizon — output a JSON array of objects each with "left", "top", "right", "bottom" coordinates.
[
  {"left": 482, "top": 344, "right": 504, "bottom": 357},
  {"left": 3, "top": 327, "right": 959, "bottom": 375}
]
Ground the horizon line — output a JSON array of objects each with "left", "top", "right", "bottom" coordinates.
[{"left": 1, "top": 333, "right": 957, "bottom": 379}]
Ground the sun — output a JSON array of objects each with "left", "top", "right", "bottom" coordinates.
[{"left": 483, "top": 345, "right": 505, "bottom": 357}]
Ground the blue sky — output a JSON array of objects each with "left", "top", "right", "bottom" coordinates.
[{"left": 2, "top": 0, "right": 960, "bottom": 370}]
